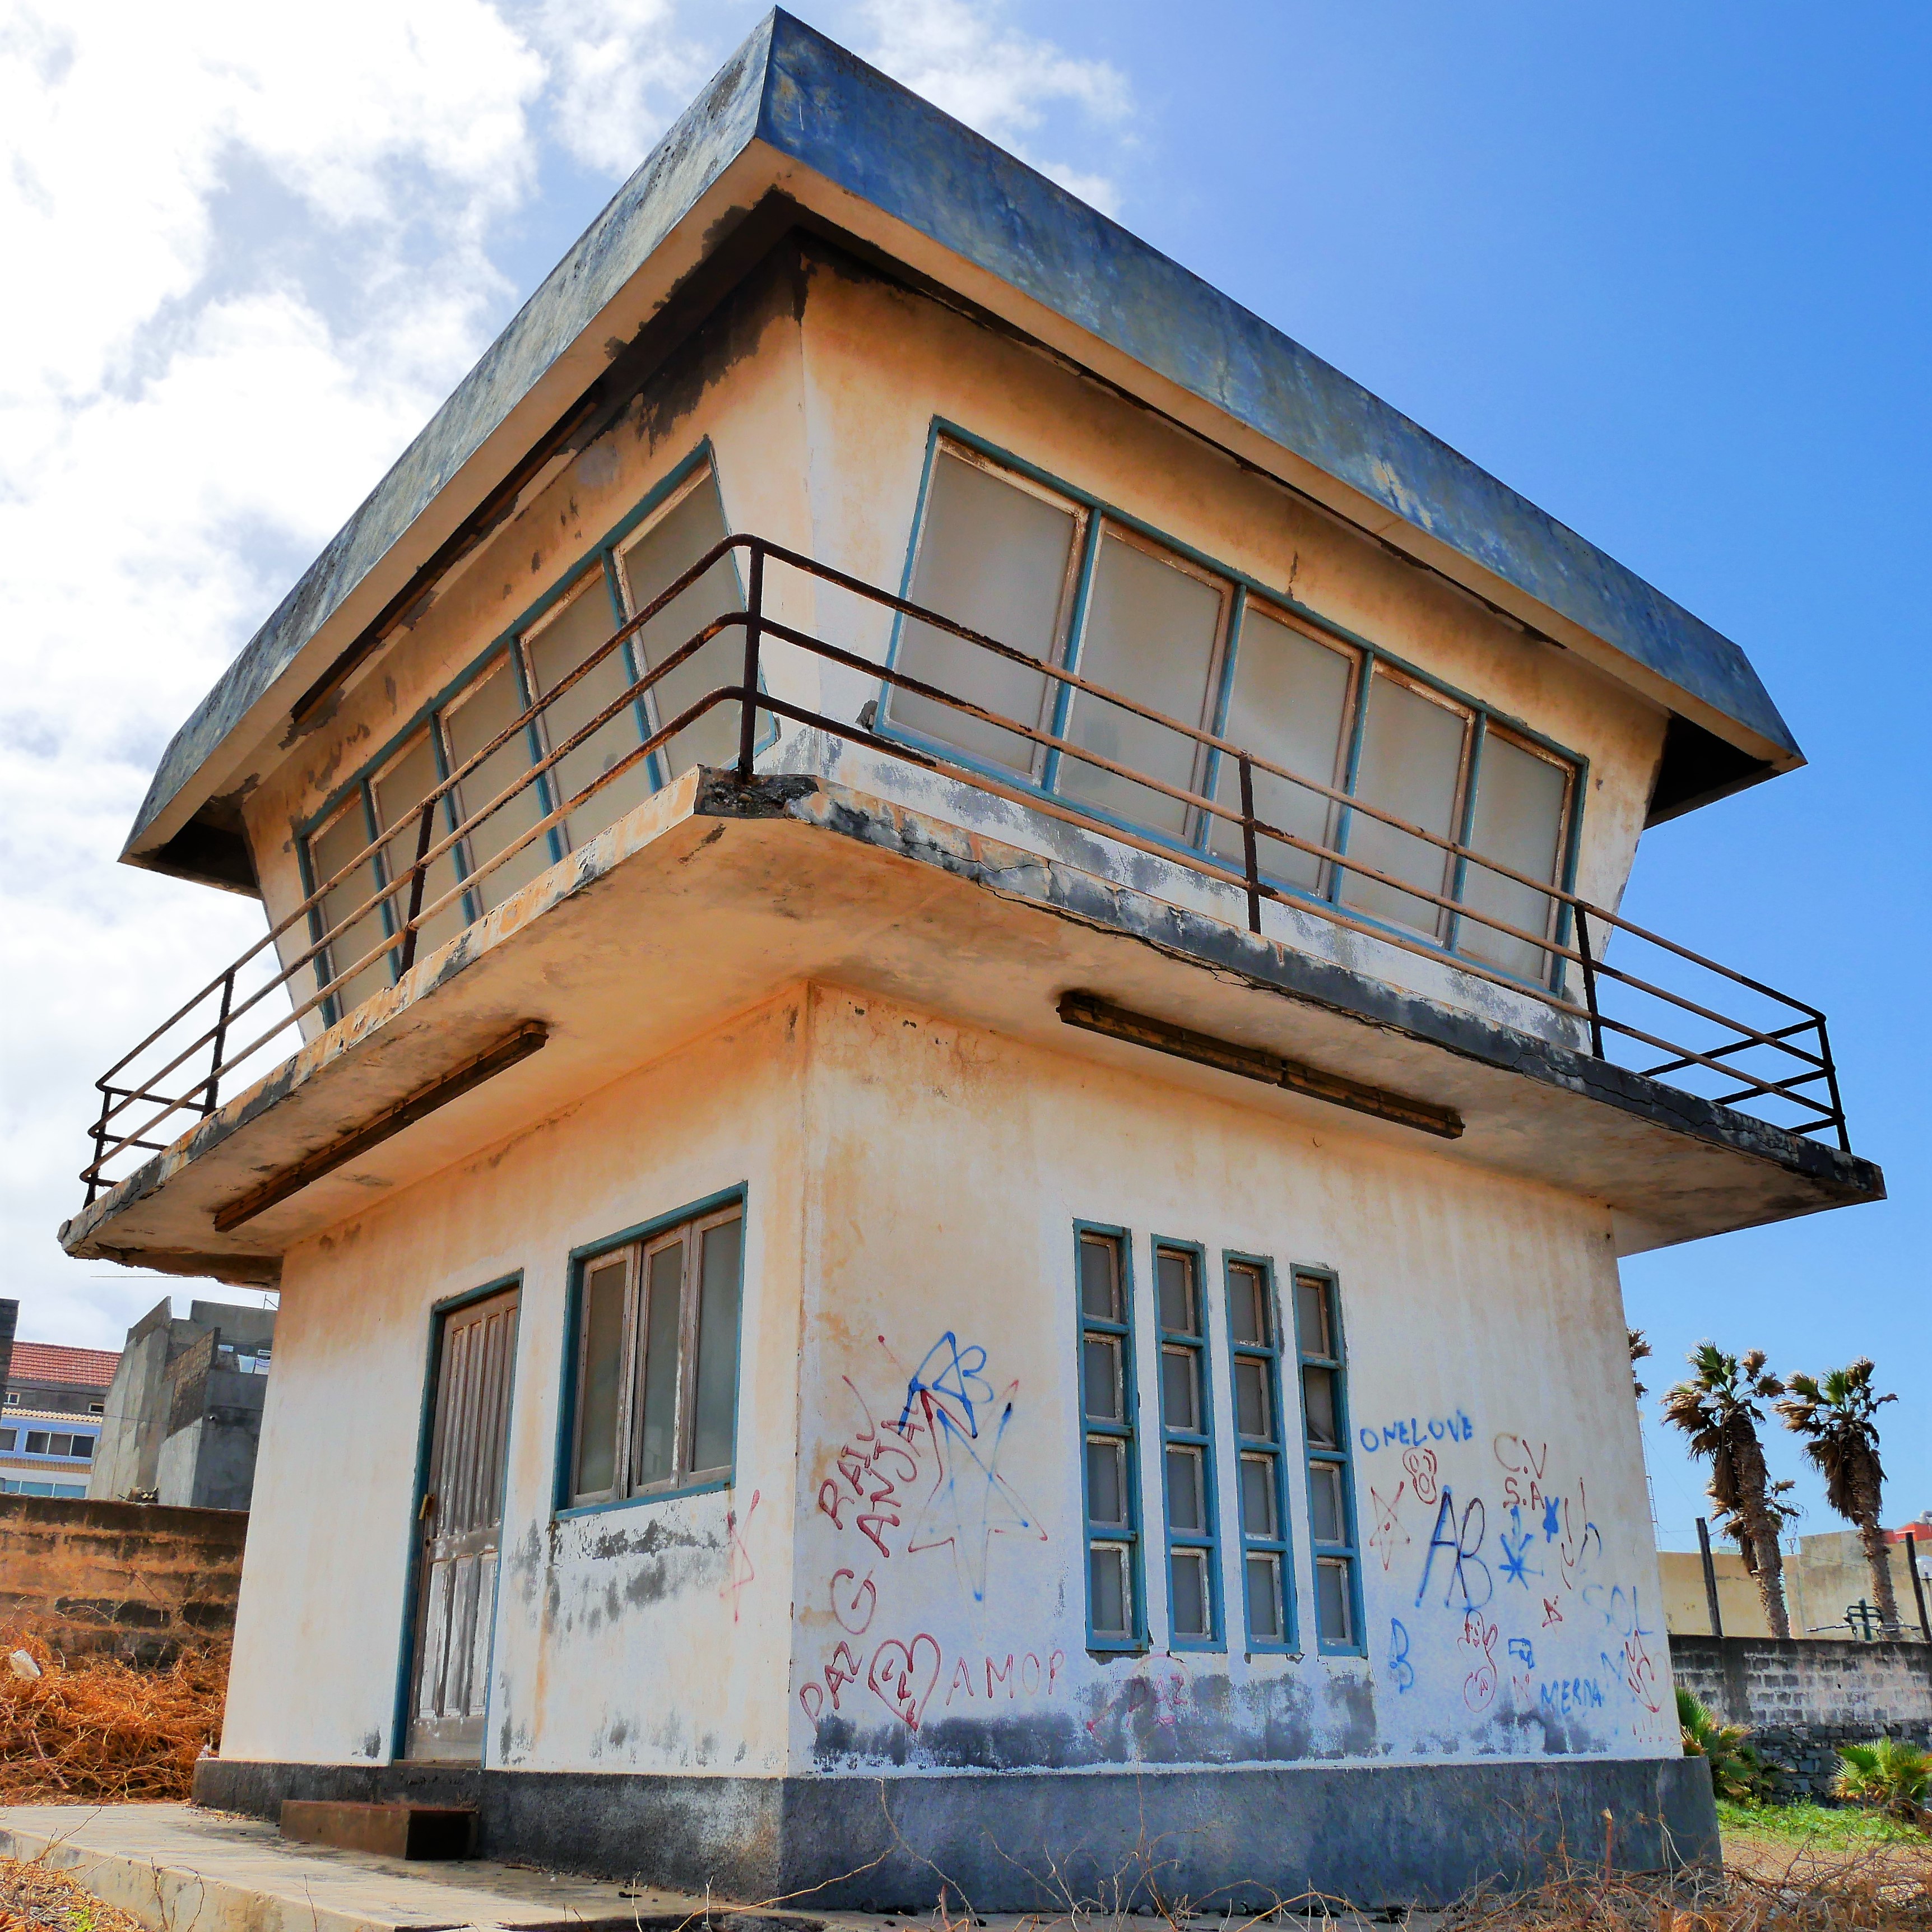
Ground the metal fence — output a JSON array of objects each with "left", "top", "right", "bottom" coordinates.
[{"left": 80, "top": 535, "right": 1849, "bottom": 1205}]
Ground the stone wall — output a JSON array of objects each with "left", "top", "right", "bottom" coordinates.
[
  {"left": 1670, "top": 1634, "right": 1932, "bottom": 1799},
  {"left": 0, "top": 1494, "right": 246, "bottom": 1662}
]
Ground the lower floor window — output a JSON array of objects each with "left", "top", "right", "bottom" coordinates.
[{"left": 568, "top": 1201, "right": 745, "bottom": 1506}]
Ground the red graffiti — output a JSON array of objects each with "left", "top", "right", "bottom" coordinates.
[
  {"left": 724, "top": 1489, "right": 760, "bottom": 1623},
  {"left": 1541, "top": 1596, "right": 1564, "bottom": 1627},
  {"left": 868, "top": 1634, "right": 942, "bottom": 1732},
  {"left": 1368, "top": 1482, "right": 1409, "bottom": 1572},
  {"left": 1402, "top": 1445, "right": 1439, "bottom": 1506},
  {"left": 830, "top": 1567, "right": 876, "bottom": 1636},
  {"left": 1460, "top": 1609, "right": 1499, "bottom": 1712}
]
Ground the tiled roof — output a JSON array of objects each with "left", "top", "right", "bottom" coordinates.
[{"left": 6, "top": 1342, "right": 120, "bottom": 1389}]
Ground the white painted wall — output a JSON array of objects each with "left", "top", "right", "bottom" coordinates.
[{"left": 222, "top": 977, "right": 1675, "bottom": 1777}]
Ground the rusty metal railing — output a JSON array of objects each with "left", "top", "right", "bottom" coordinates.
[{"left": 79, "top": 535, "right": 1850, "bottom": 1206}]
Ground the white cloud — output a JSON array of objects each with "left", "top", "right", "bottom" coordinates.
[
  {"left": 516, "top": 0, "right": 717, "bottom": 177},
  {"left": 851, "top": 0, "right": 1132, "bottom": 213},
  {"left": 0, "top": 0, "right": 1136, "bottom": 1353}
]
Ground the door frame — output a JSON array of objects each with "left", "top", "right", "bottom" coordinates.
[{"left": 391, "top": 1271, "right": 523, "bottom": 1763}]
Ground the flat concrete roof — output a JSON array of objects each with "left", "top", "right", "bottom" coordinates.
[{"left": 124, "top": 8, "right": 1801, "bottom": 883}]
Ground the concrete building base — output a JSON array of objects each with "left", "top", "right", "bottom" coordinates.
[{"left": 194, "top": 1757, "right": 1719, "bottom": 1911}]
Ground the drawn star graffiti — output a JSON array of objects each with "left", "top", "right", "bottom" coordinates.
[
  {"left": 1368, "top": 1483, "right": 1410, "bottom": 1571},
  {"left": 902, "top": 1393, "right": 1046, "bottom": 1602}
]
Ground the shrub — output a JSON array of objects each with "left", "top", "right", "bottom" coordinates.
[
  {"left": 1680, "top": 1687, "right": 1774, "bottom": 1803},
  {"left": 1835, "top": 1738, "right": 1931, "bottom": 1824}
]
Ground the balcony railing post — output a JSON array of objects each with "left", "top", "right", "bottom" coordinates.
[
  {"left": 737, "top": 544, "right": 764, "bottom": 780},
  {"left": 1238, "top": 753, "right": 1262, "bottom": 936},
  {"left": 204, "top": 969, "right": 235, "bottom": 1115},
  {"left": 397, "top": 800, "right": 436, "bottom": 977},
  {"left": 1815, "top": 1016, "right": 1850, "bottom": 1153},
  {"left": 1574, "top": 907, "right": 1605, "bottom": 1059},
  {"left": 86, "top": 1086, "right": 111, "bottom": 1205}
]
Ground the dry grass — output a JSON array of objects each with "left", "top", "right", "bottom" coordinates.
[
  {"left": 0, "top": 1855, "right": 148, "bottom": 1932},
  {"left": 0, "top": 1625, "right": 227, "bottom": 1804}
]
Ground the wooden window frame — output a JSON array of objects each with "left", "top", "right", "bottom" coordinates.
[
  {"left": 1291, "top": 1265, "right": 1365, "bottom": 1656},
  {"left": 1075, "top": 1223, "right": 1146, "bottom": 1654},
  {"left": 1224, "top": 1252, "right": 1298, "bottom": 1653},
  {"left": 1153, "top": 1238, "right": 1221, "bottom": 1650},
  {"left": 564, "top": 1201, "right": 746, "bottom": 1511}
]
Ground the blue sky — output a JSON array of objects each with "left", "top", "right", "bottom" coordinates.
[{"left": 3, "top": 0, "right": 1922, "bottom": 1562}]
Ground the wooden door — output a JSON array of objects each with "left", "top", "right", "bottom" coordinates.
[{"left": 405, "top": 1285, "right": 518, "bottom": 1761}]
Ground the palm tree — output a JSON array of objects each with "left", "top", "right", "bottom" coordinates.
[
  {"left": 1777, "top": 1359, "right": 1900, "bottom": 1636},
  {"left": 1662, "top": 1345, "right": 1794, "bottom": 1638},
  {"left": 1629, "top": 1328, "right": 1652, "bottom": 1402}
]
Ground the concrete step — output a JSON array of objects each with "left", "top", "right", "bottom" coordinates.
[{"left": 281, "top": 1799, "right": 476, "bottom": 1861}]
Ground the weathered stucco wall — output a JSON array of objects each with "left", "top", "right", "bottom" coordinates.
[
  {"left": 220, "top": 972, "right": 1674, "bottom": 1789},
  {"left": 789, "top": 984, "right": 1677, "bottom": 1776},
  {"left": 220, "top": 991, "right": 808, "bottom": 1770},
  {"left": 239, "top": 238, "right": 1667, "bottom": 998}
]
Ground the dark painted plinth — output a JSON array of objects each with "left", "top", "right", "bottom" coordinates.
[{"left": 197, "top": 1756, "right": 1717, "bottom": 1911}]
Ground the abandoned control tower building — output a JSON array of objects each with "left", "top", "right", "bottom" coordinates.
[{"left": 61, "top": 12, "right": 1883, "bottom": 1910}]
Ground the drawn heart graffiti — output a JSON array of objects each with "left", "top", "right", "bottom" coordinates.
[{"left": 868, "top": 1633, "right": 941, "bottom": 1732}]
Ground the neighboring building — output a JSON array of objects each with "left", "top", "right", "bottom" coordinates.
[
  {"left": 0, "top": 1335, "right": 115, "bottom": 1498},
  {"left": 1663, "top": 1528, "right": 1932, "bottom": 1641},
  {"left": 0, "top": 1408, "right": 103, "bottom": 1499},
  {"left": 4, "top": 1338, "right": 119, "bottom": 1419},
  {"left": 89, "top": 1298, "right": 274, "bottom": 1512},
  {"left": 57, "top": 15, "right": 1885, "bottom": 1910}
]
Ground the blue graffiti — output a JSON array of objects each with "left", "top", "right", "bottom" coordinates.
[
  {"left": 1415, "top": 1489, "right": 1492, "bottom": 1609},
  {"left": 1388, "top": 1617, "right": 1414, "bottom": 1694},
  {"left": 1541, "top": 1496, "right": 1561, "bottom": 1541},
  {"left": 1499, "top": 1504, "right": 1543, "bottom": 1589},
  {"left": 899, "top": 1332, "right": 995, "bottom": 1438},
  {"left": 1508, "top": 1637, "right": 1535, "bottom": 1670},
  {"left": 1539, "top": 1676, "right": 1605, "bottom": 1717},
  {"left": 1358, "top": 1409, "right": 1475, "bottom": 1452}
]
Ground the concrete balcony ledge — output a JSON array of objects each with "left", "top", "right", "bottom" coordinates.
[{"left": 62, "top": 756, "right": 1884, "bottom": 1285}]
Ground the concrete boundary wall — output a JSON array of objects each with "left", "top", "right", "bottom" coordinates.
[
  {"left": 1669, "top": 1634, "right": 1932, "bottom": 1799},
  {"left": 0, "top": 1495, "right": 246, "bottom": 1662}
]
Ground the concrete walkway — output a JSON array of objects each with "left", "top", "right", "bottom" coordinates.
[{"left": 0, "top": 1804, "right": 811, "bottom": 1932}]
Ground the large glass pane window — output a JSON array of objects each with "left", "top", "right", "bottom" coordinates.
[
  {"left": 1154, "top": 1243, "right": 1219, "bottom": 1646},
  {"left": 1458, "top": 728, "right": 1571, "bottom": 982},
  {"left": 1209, "top": 606, "right": 1356, "bottom": 893},
  {"left": 1340, "top": 668, "right": 1471, "bottom": 939},
  {"left": 568, "top": 1202, "right": 745, "bottom": 1506},
  {"left": 615, "top": 470, "right": 744, "bottom": 779},
  {"left": 1059, "top": 530, "right": 1228, "bottom": 839},
  {"left": 309, "top": 792, "right": 389, "bottom": 1018},
  {"left": 521, "top": 564, "right": 656, "bottom": 847},
  {"left": 889, "top": 448, "right": 1084, "bottom": 775},
  {"left": 438, "top": 653, "right": 550, "bottom": 911},
  {"left": 1077, "top": 1228, "right": 1142, "bottom": 1648},
  {"left": 1227, "top": 1257, "right": 1294, "bottom": 1648},
  {"left": 1293, "top": 1269, "right": 1362, "bottom": 1653},
  {"left": 370, "top": 731, "right": 467, "bottom": 966}
]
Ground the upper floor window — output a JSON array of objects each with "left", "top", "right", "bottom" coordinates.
[
  {"left": 304, "top": 461, "right": 741, "bottom": 1024},
  {"left": 888, "top": 436, "right": 1577, "bottom": 988},
  {"left": 566, "top": 1199, "right": 745, "bottom": 1509}
]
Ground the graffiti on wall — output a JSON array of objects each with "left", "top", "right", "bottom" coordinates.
[
  {"left": 1362, "top": 1413, "right": 1671, "bottom": 1747},
  {"left": 802, "top": 1331, "right": 1052, "bottom": 1734}
]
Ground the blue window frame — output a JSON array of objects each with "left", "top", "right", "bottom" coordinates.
[
  {"left": 1153, "top": 1239, "right": 1220, "bottom": 1647},
  {"left": 1292, "top": 1266, "right": 1364, "bottom": 1654},
  {"left": 881, "top": 424, "right": 1587, "bottom": 996},
  {"left": 1075, "top": 1224, "right": 1145, "bottom": 1650},
  {"left": 300, "top": 447, "right": 753, "bottom": 1026},
  {"left": 558, "top": 1187, "right": 748, "bottom": 1516},
  {"left": 1224, "top": 1253, "right": 1297, "bottom": 1651}
]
